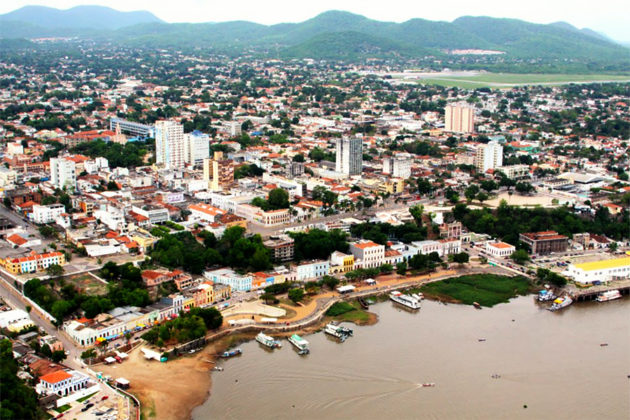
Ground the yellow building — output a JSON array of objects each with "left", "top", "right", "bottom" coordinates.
[
  {"left": 329, "top": 251, "right": 354, "bottom": 274},
  {"left": 380, "top": 178, "right": 405, "bottom": 194},
  {"left": 2, "top": 251, "right": 66, "bottom": 275},
  {"left": 131, "top": 232, "right": 157, "bottom": 253}
]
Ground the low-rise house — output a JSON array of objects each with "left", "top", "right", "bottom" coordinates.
[{"left": 485, "top": 241, "right": 516, "bottom": 258}]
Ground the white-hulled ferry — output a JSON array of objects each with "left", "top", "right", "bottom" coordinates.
[
  {"left": 256, "top": 332, "right": 282, "bottom": 349},
  {"left": 288, "top": 334, "right": 310, "bottom": 355},
  {"left": 390, "top": 291, "right": 421, "bottom": 310},
  {"left": 324, "top": 323, "right": 353, "bottom": 341},
  {"left": 596, "top": 290, "right": 621, "bottom": 302}
]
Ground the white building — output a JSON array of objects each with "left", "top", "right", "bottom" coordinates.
[
  {"left": 296, "top": 260, "right": 330, "bottom": 281},
  {"left": 155, "top": 120, "right": 185, "bottom": 169},
  {"left": 204, "top": 268, "right": 252, "bottom": 292},
  {"left": 50, "top": 157, "right": 76, "bottom": 191},
  {"left": 445, "top": 104, "right": 474, "bottom": 133},
  {"left": 350, "top": 240, "right": 385, "bottom": 269},
  {"left": 412, "top": 239, "right": 462, "bottom": 257},
  {"left": 183, "top": 131, "right": 210, "bottom": 166},
  {"left": 336, "top": 137, "right": 363, "bottom": 175},
  {"left": 475, "top": 141, "right": 503, "bottom": 173},
  {"left": 485, "top": 241, "right": 516, "bottom": 258},
  {"left": 94, "top": 205, "right": 127, "bottom": 232},
  {"left": 564, "top": 257, "right": 630, "bottom": 285},
  {"left": 383, "top": 156, "right": 412, "bottom": 179},
  {"left": 30, "top": 204, "right": 66, "bottom": 224},
  {"left": 37, "top": 370, "right": 90, "bottom": 397}
]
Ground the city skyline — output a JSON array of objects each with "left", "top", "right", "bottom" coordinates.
[{"left": 2, "top": 1, "right": 630, "bottom": 43}]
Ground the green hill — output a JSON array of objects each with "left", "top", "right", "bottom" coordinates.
[
  {"left": 0, "top": 5, "right": 162, "bottom": 30},
  {"left": 1, "top": 7, "right": 628, "bottom": 67}
]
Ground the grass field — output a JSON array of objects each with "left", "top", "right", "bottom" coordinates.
[
  {"left": 325, "top": 301, "right": 370, "bottom": 323},
  {"left": 419, "top": 274, "right": 532, "bottom": 307},
  {"left": 417, "top": 73, "right": 630, "bottom": 88},
  {"left": 63, "top": 273, "right": 108, "bottom": 296}
]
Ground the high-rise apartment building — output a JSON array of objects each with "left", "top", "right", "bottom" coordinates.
[
  {"left": 383, "top": 155, "right": 411, "bottom": 179},
  {"left": 445, "top": 104, "right": 474, "bottom": 134},
  {"left": 336, "top": 137, "right": 363, "bottom": 175},
  {"left": 183, "top": 130, "right": 210, "bottom": 166},
  {"left": 205, "top": 151, "right": 234, "bottom": 191},
  {"left": 155, "top": 121, "right": 184, "bottom": 169},
  {"left": 474, "top": 141, "right": 503, "bottom": 173},
  {"left": 50, "top": 157, "right": 76, "bottom": 191}
]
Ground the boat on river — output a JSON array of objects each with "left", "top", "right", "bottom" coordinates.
[
  {"left": 220, "top": 348, "right": 242, "bottom": 358},
  {"left": 256, "top": 332, "right": 282, "bottom": 349},
  {"left": 548, "top": 295, "right": 573, "bottom": 311},
  {"left": 596, "top": 290, "right": 621, "bottom": 302},
  {"left": 390, "top": 291, "right": 421, "bottom": 310},
  {"left": 324, "top": 323, "right": 353, "bottom": 342},
  {"left": 288, "top": 334, "right": 310, "bottom": 355},
  {"left": 537, "top": 289, "right": 556, "bottom": 302}
]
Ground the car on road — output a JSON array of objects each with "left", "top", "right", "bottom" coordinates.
[{"left": 101, "top": 395, "right": 109, "bottom": 401}]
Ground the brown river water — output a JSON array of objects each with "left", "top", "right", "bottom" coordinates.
[{"left": 193, "top": 296, "right": 630, "bottom": 419}]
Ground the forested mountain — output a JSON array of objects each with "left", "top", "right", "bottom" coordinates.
[{"left": 1, "top": 7, "right": 628, "bottom": 67}]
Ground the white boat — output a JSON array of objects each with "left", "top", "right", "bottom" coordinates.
[
  {"left": 390, "top": 291, "right": 421, "bottom": 310},
  {"left": 596, "top": 290, "right": 622, "bottom": 302},
  {"left": 548, "top": 295, "right": 573, "bottom": 311},
  {"left": 537, "top": 290, "right": 556, "bottom": 302},
  {"left": 324, "top": 323, "right": 353, "bottom": 341},
  {"left": 411, "top": 293, "right": 424, "bottom": 301},
  {"left": 256, "top": 332, "right": 282, "bottom": 349},
  {"left": 288, "top": 334, "right": 310, "bottom": 355}
]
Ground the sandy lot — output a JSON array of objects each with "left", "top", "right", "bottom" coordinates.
[{"left": 98, "top": 344, "right": 220, "bottom": 420}]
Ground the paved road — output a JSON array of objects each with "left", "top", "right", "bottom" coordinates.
[{"left": 0, "top": 268, "right": 83, "bottom": 368}]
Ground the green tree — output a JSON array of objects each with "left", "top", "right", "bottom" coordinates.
[
  {"left": 453, "top": 252, "right": 470, "bottom": 265},
  {"left": 608, "top": 242, "right": 618, "bottom": 252},
  {"left": 46, "top": 264, "right": 65, "bottom": 277},
  {"left": 379, "top": 263, "right": 394, "bottom": 274},
  {"left": 288, "top": 288, "right": 305, "bottom": 304},
  {"left": 0, "top": 339, "right": 42, "bottom": 420},
  {"left": 51, "top": 350, "right": 67, "bottom": 363},
  {"left": 81, "top": 348, "right": 97, "bottom": 364},
  {"left": 510, "top": 249, "right": 530, "bottom": 265},
  {"left": 322, "top": 275, "right": 340, "bottom": 290},
  {"left": 38, "top": 225, "right": 56, "bottom": 238},
  {"left": 465, "top": 185, "right": 480, "bottom": 203},
  {"left": 409, "top": 205, "right": 424, "bottom": 225},
  {"left": 396, "top": 261, "right": 407, "bottom": 275},
  {"left": 267, "top": 188, "right": 290, "bottom": 210}
]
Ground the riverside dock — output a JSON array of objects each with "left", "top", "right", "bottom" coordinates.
[{"left": 568, "top": 279, "right": 630, "bottom": 302}]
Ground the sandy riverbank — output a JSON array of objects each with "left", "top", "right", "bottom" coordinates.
[
  {"left": 100, "top": 268, "right": 490, "bottom": 419},
  {"left": 98, "top": 338, "right": 232, "bottom": 420}
]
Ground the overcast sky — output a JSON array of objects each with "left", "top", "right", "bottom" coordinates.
[{"left": 3, "top": 0, "right": 629, "bottom": 43}]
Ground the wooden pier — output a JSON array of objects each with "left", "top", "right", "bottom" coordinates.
[{"left": 568, "top": 279, "right": 630, "bottom": 302}]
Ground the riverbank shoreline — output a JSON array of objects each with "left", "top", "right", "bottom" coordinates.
[{"left": 112, "top": 268, "right": 524, "bottom": 419}]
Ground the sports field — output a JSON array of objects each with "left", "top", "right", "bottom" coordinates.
[{"left": 415, "top": 73, "right": 630, "bottom": 88}]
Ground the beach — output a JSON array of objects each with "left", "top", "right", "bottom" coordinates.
[{"left": 98, "top": 341, "right": 223, "bottom": 420}]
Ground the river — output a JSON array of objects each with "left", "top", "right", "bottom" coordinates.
[{"left": 193, "top": 296, "right": 630, "bottom": 419}]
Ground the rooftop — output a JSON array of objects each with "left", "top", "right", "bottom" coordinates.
[{"left": 573, "top": 257, "right": 630, "bottom": 272}]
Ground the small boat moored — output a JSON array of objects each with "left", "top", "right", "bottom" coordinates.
[
  {"left": 324, "top": 323, "right": 353, "bottom": 342},
  {"left": 548, "top": 295, "right": 573, "bottom": 312},
  {"left": 288, "top": 334, "right": 310, "bottom": 355},
  {"left": 596, "top": 290, "right": 621, "bottom": 302},
  {"left": 220, "top": 348, "right": 242, "bottom": 358},
  {"left": 390, "top": 291, "right": 421, "bottom": 310},
  {"left": 256, "top": 332, "right": 282, "bottom": 349},
  {"left": 537, "top": 289, "right": 556, "bottom": 302}
]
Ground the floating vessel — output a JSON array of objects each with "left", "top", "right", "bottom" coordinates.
[
  {"left": 412, "top": 293, "right": 424, "bottom": 301},
  {"left": 390, "top": 291, "right": 421, "bottom": 310},
  {"left": 596, "top": 290, "right": 621, "bottom": 302},
  {"left": 548, "top": 296, "right": 573, "bottom": 311},
  {"left": 422, "top": 383, "right": 435, "bottom": 387},
  {"left": 537, "top": 289, "right": 556, "bottom": 302},
  {"left": 220, "top": 348, "right": 242, "bottom": 358},
  {"left": 212, "top": 366, "right": 224, "bottom": 372},
  {"left": 256, "top": 332, "right": 282, "bottom": 349},
  {"left": 324, "top": 323, "right": 353, "bottom": 342},
  {"left": 288, "top": 334, "right": 310, "bottom": 355}
]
